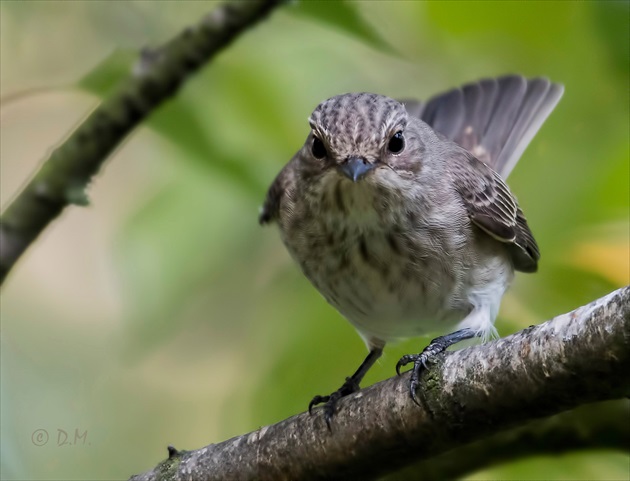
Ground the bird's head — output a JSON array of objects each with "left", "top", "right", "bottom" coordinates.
[{"left": 297, "top": 93, "right": 426, "bottom": 188}]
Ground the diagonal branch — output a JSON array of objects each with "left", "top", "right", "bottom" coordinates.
[
  {"left": 129, "top": 286, "right": 630, "bottom": 481},
  {"left": 0, "top": 0, "right": 285, "bottom": 285},
  {"left": 384, "top": 399, "right": 630, "bottom": 480}
]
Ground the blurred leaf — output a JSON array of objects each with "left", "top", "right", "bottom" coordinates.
[
  {"left": 288, "top": 0, "right": 395, "bottom": 54},
  {"left": 77, "top": 49, "right": 135, "bottom": 97},
  {"left": 562, "top": 222, "right": 630, "bottom": 287},
  {"left": 426, "top": 1, "right": 573, "bottom": 46},
  {"left": 499, "top": 291, "right": 542, "bottom": 332},
  {"left": 587, "top": 141, "right": 630, "bottom": 223},
  {"left": 529, "top": 263, "right": 619, "bottom": 321},
  {"left": 115, "top": 162, "right": 259, "bottom": 354},
  {"left": 568, "top": 240, "right": 630, "bottom": 286},
  {"left": 0, "top": 343, "right": 27, "bottom": 480},
  {"left": 591, "top": 0, "right": 630, "bottom": 79},
  {"left": 148, "top": 98, "right": 265, "bottom": 196},
  {"left": 248, "top": 274, "right": 365, "bottom": 426},
  {"left": 466, "top": 451, "right": 630, "bottom": 481}
]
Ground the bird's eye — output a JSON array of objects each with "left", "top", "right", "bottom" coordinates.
[
  {"left": 312, "top": 136, "right": 327, "bottom": 159},
  {"left": 388, "top": 131, "right": 405, "bottom": 154}
]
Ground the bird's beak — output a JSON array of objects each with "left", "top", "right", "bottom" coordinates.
[{"left": 339, "top": 157, "right": 375, "bottom": 182}]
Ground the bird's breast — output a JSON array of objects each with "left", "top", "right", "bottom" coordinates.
[{"left": 279, "top": 182, "right": 473, "bottom": 340}]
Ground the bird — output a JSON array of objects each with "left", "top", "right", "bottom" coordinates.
[{"left": 260, "top": 75, "right": 564, "bottom": 428}]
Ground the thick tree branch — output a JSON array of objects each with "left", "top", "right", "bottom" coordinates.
[
  {"left": 130, "top": 286, "right": 630, "bottom": 481},
  {"left": 0, "top": 0, "right": 284, "bottom": 285}
]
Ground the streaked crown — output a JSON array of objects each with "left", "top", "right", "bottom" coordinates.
[{"left": 308, "top": 93, "right": 408, "bottom": 163}]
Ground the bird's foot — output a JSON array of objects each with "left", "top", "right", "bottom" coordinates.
[
  {"left": 308, "top": 376, "right": 360, "bottom": 430},
  {"left": 396, "top": 328, "right": 477, "bottom": 405},
  {"left": 396, "top": 339, "right": 455, "bottom": 405}
]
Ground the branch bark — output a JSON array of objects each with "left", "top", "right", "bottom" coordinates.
[
  {"left": 0, "top": 0, "right": 285, "bottom": 285},
  {"left": 129, "top": 286, "right": 630, "bottom": 481}
]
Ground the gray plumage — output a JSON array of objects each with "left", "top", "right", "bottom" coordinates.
[
  {"left": 260, "top": 75, "right": 563, "bottom": 423},
  {"left": 402, "top": 75, "right": 564, "bottom": 178}
]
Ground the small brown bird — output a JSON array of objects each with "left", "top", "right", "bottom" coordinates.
[{"left": 260, "top": 75, "right": 563, "bottom": 427}]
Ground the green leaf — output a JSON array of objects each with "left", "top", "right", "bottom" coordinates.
[
  {"left": 591, "top": 0, "right": 630, "bottom": 79},
  {"left": 115, "top": 166, "right": 259, "bottom": 354},
  {"left": 148, "top": 99, "right": 265, "bottom": 196},
  {"left": 425, "top": 1, "right": 573, "bottom": 45},
  {"left": 289, "top": 0, "right": 395, "bottom": 54}
]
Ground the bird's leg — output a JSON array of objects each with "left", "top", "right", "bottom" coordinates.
[
  {"left": 309, "top": 347, "right": 383, "bottom": 430},
  {"left": 396, "top": 328, "right": 478, "bottom": 405}
]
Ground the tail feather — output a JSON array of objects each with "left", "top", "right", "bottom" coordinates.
[
  {"left": 495, "top": 79, "right": 564, "bottom": 178},
  {"left": 480, "top": 76, "right": 529, "bottom": 172},
  {"left": 401, "top": 75, "right": 564, "bottom": 179}
]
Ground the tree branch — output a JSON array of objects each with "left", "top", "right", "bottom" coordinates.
[
  {"left": 0, "top": 0, "right": 285, "bottom": 285},
  {"left": 384, "top": 399, "right": 630, "bottom": 481},
  {"left": 129, "top": 286, "right": 630, "bottom": 481}
]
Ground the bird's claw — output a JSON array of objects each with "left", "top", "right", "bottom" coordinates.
[
  {"left": 396, "top": 349, "right": 438, "bottom": 405},
  {"left": 308, "top": 391, "right": 343, "bottom": 431},
  {"left": 395, "top": 354, "right": 414, "bottom": 375},
  {"left": 308, "top": 395, "right": 330, "bottom": 415},
  {"left": 308, "top": 377, "right": 360, "bottom": 430},
  {"left": 408, "top": 362, "right": 423, "bottom": 407},
  {"left": 397, "top": 329, "right": 478, "bottom": 405}
]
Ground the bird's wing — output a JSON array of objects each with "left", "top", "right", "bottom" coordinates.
[
  {"left": 259, "top": 156, "right": 297, "bottom": 225},
  {"left": 401, "top": 75, "right": 563, "bottom": 179},
  {"left": 453, "top": 151, "right": 540, "bottom": 273}
]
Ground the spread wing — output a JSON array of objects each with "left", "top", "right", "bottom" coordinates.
[
  {"left": 401, "top": 75, "right": 563, "bottom": 179},
  {"left": 454, "top": 152, "right": 540, "bottom": 273}
]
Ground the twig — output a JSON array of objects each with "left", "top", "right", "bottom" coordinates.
[
  {"left": 129, "top": 286, "right": 630, "bottom": 481},
  {"left": 0, "top": 0, "right": 284, "bottom": 285}
]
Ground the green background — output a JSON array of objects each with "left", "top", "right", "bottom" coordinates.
[{"left": 1, "top": 1, "right": 628, "bottom": 479}]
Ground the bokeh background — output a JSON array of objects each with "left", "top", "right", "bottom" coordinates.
[{"left": 1, "top": 1, "right": 628, "bottom": 480}]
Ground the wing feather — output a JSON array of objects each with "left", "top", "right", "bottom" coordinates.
[
  {"left": 259, "top": 158, "right": 297, "bottom": 225},
  {"left": 454, "top": 152, "right": 540, "bottom": 272}
]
